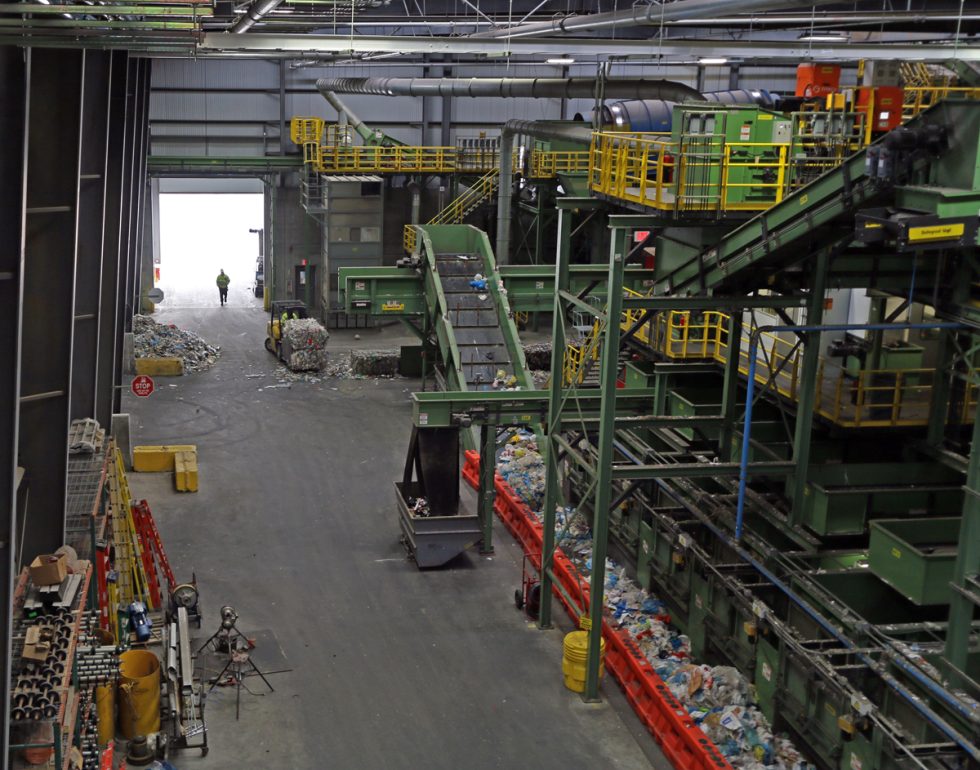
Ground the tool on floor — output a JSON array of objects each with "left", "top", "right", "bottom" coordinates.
[
  {"left": 195, "top": 605, "right": 252, "bottom": 655},
  {"left": 207, "top": 641, "right": 274, "bottom": 720},
  {"left": 514, "top": 551, "right": 541, "bottom": 620}
]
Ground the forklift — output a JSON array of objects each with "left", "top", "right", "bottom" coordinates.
[{"left": 264, "top": 300, "right": 309, "bottom": 361}]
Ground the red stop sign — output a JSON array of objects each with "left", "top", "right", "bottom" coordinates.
[{"left": 131, "top": 374, "right": 155, "bottom": 398}]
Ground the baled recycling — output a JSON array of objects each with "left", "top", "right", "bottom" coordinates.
[{"left": 282, "top": 318, "right": 329, "bottom": 372}]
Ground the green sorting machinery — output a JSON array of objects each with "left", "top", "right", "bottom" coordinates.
[{"left": 341, "top": 100, "right": 980, "bottom": 770}]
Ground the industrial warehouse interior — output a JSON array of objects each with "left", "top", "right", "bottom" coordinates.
[{"left": 5, "top": 2, "right": 980, "bottom": 769}]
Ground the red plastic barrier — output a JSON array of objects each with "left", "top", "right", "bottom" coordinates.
[{"left": 463, "top": 450, "right": 732, "bottom": 770}]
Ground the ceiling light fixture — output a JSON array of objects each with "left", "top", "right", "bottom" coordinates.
[
  {"left": 698, "top": 57, "right": 728, "bottom": 65},
  {"left": 798, "top": 33, "right": 849, "bottom": 42},
  {"left": 546, "top": 57, "right": 575, "bottom": 64}
]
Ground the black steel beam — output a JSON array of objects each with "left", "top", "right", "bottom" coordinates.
[
  {"left": 0, "top": 42, "right": 26, "bottom": 763},
  {"left": 20, "top": 48, "right": 84, "bottom": 557},
  {"left": 111, "top": 56, "right": 135, "bottom": 415},
  {"left": 96, "top": 51, "right": 128, "bottom": 426},
  {"left": 71, "top": 50, "right": 111, "bottom": 422}
]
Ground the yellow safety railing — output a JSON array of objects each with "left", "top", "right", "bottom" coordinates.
[
  {"left": 640, "top": 309, "right": 978, "bottom": 428},
  {"left": 621, "top": 288, "right": 657, "bottom": 346},
  {"left": 902, "top": 86, "right": 980, "bottom": 120},
  {"left": 648, "top": 309, "right": 729, "bottom": 359},
  {"left": 787, "top": 115, "right": 865, "bottom": 190},
  {"left": 530, "top": 150, "right": 591, "bottom": 178},
  {"left": 403, "top": 169, "right": 500, "bottom": 253},
  {"left": 589, "top": 132, "right": 795, "bottom": 213},
  {"left": 290, "top": 117, "right": 324, "bottom": 145},
  {"left": 563, "top": 318, "right": 604, "bottom": 386},
  {"left": 325, "top": 123, "right": 353, "bottom": 147},
  {"left": 315, "top": 145, "right": 461, "bottom": 174}
]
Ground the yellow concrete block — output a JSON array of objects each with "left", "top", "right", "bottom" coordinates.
[
  {"left": 174, "top": 450, "right": 198, "bottom": 493},
  {"left": 135, "top": 357, "right": 184, "bottom": 376},
  {"left": 132, "top": 445, "right": 196, "bottom": 473}
]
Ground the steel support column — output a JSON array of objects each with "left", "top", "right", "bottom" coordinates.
[
  {"left": 131, "top": 61, "right": 151, "bottom": 315},
  {"left": 583, "top": 224, "right": 626, "bottom": 702},
  {"left": 95, "top": 51, "right": 128, "bottom": 426},
  {"left": 19, "top": 48, "right": 85, "bottom": 557},
  {"left": 71, "top": 50, "right": 111, "bottom": 422},
  {"left": 111, "top": 57, "right": 136, "bottom": 414},
  {"left": 0, "top": 43, "right": 27, "bottom": 763},
  {"left": 945, "top": 398, "right": 980, "bottom": 669},
  {"left": 927, "top": 329, "right": 955, "bottom": 447},
  {"left": 538, "top": 204, "right": 573, "bottom": 631},
  {"left": 477, "top": 423, "right": 495, "bottom": 554},
  {"left": 788, "top": 251, "right": 828, "bottom": 525}
]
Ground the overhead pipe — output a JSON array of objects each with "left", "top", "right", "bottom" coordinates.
[
  {"left": 228, "top": 0, "right": 282, "bottom": 33},
  {"left": 474, "top": 0, "right": 844, "bottom": 39},
  {"left": 495, "top": 119, "right": 592, "bottom": 266},
  {"left": 315, "top": 76, "right": 702, "bottom": 103},
  {"left": 319, "top": 89, "right": 380, "bottom": 145}
]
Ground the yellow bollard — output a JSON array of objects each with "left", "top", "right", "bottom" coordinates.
[{"left": 562, "top": 630, "right": 606, "bottom": 693}]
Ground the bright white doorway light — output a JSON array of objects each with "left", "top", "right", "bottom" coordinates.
[{"left": 158, "top": 193, "right": 264, "bottom": 308}]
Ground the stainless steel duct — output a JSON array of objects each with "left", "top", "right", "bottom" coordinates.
[
  {"left": 496, "top": 120, "right": 592, "bottom": 266},
  {"left": 475, "top": 0, "right": 843, "bottom": 39},
  {"left": 316, "top": 77, "right": 703, "bottom": 103},
  {"left": 229, "top": 0, "right": 283, "bottom": 33}
]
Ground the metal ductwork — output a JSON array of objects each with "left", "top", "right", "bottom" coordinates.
[
  {"left": 495, "top": 120, "right": 592, "bottom": 266},
  {"left": 316, "top": 77, "right": 703, "bottom": 103},
  {"left": 320, "top": 89, "right": 379, "bottom": 145},
  {"left": 229, "top": 0, "right": 282, "bottom": 33},
  {"left": 475, "top": 0, "right": 843, "bottom": 39}
]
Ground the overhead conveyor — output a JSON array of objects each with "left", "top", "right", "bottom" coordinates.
[{"left": 654, "top": 99, "right": 980, "bottom": 297}]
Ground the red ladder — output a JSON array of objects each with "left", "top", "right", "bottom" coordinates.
[{"left": 132, "top": 500, "right": 176, "bottom": 605}]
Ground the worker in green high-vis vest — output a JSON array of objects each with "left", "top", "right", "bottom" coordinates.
[{"left": 216, "top": 269, "right": 230, "bottom": 306}]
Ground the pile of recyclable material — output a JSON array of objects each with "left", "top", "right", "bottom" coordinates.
[
  {"left": 407, "top": 496, "right": 432, "bottom": 517},
  {"left": 282, "top": 318, "right": 328, "bottom": 371},
  {"left": 496, "top": 433, "right": 546, "bottom": 511},
  {"left": 133, "top": 315, "right": 220, "bottom": 372},
  {"left": 273, "top": 366, "right": 321, "bottom": 385},
  {"left": 521, "top": 342, "right": 552, "bottom": 371},
  {"left": 495, "top": 433, "right": 815, "bottom": 770}
]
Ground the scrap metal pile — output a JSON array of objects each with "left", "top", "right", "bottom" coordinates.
[
  {"left": 496, "top": 433, "right": 815, "bottom": 770},
  {"left": 281, "top": 318, "right": 329, "bottom": 372},
  {"left": 133, "top": 315, "right": 220, "bottom": 373}
]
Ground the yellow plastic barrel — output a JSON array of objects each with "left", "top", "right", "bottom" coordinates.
[
  {"left": 562, "top": 630, "right": 606, "bottom": 693},
  {"left": 118, "top": 650, "right": 160, "bottom": 738},
  {"left": 96, "top": 683, "right": 115, "bottom": 745}
]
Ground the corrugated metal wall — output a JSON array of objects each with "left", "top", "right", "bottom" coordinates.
[{"left": 150, "top": 58, "right": 821, "bottom": 157}]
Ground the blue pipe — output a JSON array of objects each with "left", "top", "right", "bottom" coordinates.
[
  {"left": 734, "top": 321, "right": 964, "bottom": 542},
  {"left": 650, "top": 478, "right": 980, "bottom": 757}
]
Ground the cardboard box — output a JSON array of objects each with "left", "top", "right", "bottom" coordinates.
[
  {"left": 22, "top": 625, "right": 54, "bottom": 662},
  {"left": 30, "top": 553, "right": 67, "bottom": 586}
]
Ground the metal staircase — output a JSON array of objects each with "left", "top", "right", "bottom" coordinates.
[{"left": 404, "top": 169, "right": 499, "bottom": 253}]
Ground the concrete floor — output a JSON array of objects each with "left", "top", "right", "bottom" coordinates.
[{"left": 124, "top": 293, "right": 668, "bottom": 769}]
